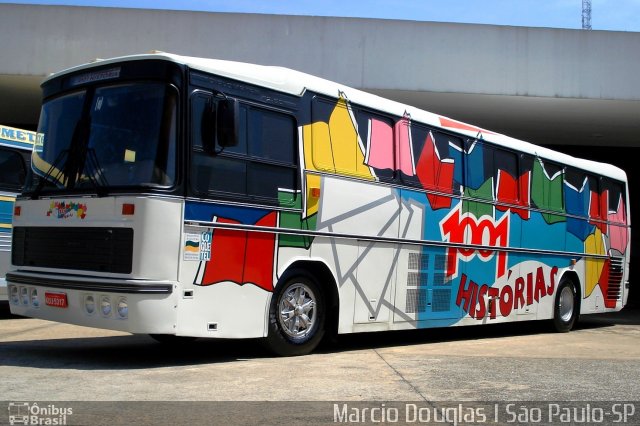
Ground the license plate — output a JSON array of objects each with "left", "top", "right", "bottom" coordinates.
[{"left": 45, "top": 292, "right": 68, "bottom": 308}]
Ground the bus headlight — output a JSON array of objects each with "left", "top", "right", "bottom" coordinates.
[
  {"left": 117, "top": 298, "right": 128, "bottom": 319},
  {"left": 100, "top": 296, "right": 112, "bottom": 317},
  {"left": 84, "top": 295, "right": 96, "bottom": 315},
  {"left": 20, "top": 287, "right": 29, "bottom": 305},
  {"left": 30, "top": 288, "right": 39, "bottom": 308},
  {"left": 10, "top": 286, "right": 19, "bottom": 305}
]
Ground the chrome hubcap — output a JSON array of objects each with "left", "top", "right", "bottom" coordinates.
[
  {"left": 559, "top": 286, "right": 574, "bottom": 322},
  {"left": 278, "top": 283, "right": 316, "bottom": 339}
]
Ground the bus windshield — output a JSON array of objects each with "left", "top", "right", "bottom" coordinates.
[{"left": 25, "top": 82, "right": 177, "bottom": 196}]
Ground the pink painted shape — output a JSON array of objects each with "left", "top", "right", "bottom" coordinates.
[
  {"left": 365, "top": 118, "right": 394, "bottom": 170},
  {"left": 394, "top": 117, "right": 415, "bottom": 176},
  {"left": 608, "top": 195, "right": 628, "bottom": 254}
]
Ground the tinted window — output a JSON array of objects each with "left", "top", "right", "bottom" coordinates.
[
  {"left": 191, "top": 95, "right": 297, "bottom": 206},
  {"left": 531, "top": 157, "right": 564, "bottom": 211},
  {"left": 0, "top": 147, "right": 26, "bottom": 189}
]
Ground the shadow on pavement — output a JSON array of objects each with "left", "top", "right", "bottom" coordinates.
[
  {"left": 0, "top": 302, "right": 27, "bottom": 320},
  {"left": 578, "top": 307, "right": 640, "bottom": 327},
  {"left": 0, "top": 308, "right": 636, "bottom": 370}
]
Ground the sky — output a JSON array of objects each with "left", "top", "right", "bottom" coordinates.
[{"left": 2, "top": 0, "right": 640, "bottom": 32}]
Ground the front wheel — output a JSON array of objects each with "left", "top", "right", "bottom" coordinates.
[
  {"left": 553, "top": 279, "right": 579, "bottom": 332},
  {"left": 264, "top": 274, "right": 325, "bottom": 356}
]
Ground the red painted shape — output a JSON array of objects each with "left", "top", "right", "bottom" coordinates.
[
  {"left": 201, "top": 212, "right": 277, "bottom": 291},
  {"left": 589, "top": 190, "right": 608, "bottom": 234},
  {"left": 439, "top": 117, "right": 495, "bottom": 135},
  {"left": 415, "top": 132, "right": 454, "bottom": 209},
  {"left": 599, "top": 259, "right": 618, "bottom": 309},
  {"left": 496, "top": 170, "right": 530, "bottom": 220},
  {"left": 243, "top": 213, "right": 277, "bottom": 291}
]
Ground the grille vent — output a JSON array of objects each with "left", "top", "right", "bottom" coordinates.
[
  {"left": 12, "top": 227, "right": 134, "bottom": 274},
  {"left": 406, "top": 251, "right": 450, "bottom": 314},
  {"left": 606, "top": 257, "right": 624, "bottom": 302}
]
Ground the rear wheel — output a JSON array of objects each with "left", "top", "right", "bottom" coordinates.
[
  {"left": 553, "top": 279, "right": 579, "bottom": 332},
  {"left": 264, "top": 273, "right": 325, "bottom": 356}
]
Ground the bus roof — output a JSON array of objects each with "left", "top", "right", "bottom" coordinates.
[{"left": 45, "top": 52, "right": 627, "bottom": 183}]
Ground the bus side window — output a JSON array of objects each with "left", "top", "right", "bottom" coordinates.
[
  {"left": 246, "top": 106, "right": 297, "bottom": 204},
  {"left": 531, "top": 157, "right": 564, "bottom": 212},
  {"left": 603, "top": 178, "right": 626, "bottom": 221},
  {"left": 494, "top": 148, "right": 519, "bottom": 203},
  {"left": 360, "top": 110, "right": 396, "bottom": 183},
  {"left": 564, "top": 167, "right": 599, "bottom": 219},
  {"left": 464, "top": 140, "right": 493, "bottom": 200},
  {"left": 190, "top": 92, "right": 297, "bottom": 206},
  {"left": 402, "top": 125, "right": 461, "bottom": 195},
  {"left": 0, "top": 147, "right": 27, "bottom": 189}
]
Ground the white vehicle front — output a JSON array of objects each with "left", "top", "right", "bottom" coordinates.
[
  {"left": 9, "top": 196, "right": 182, "bottom": 334},
  {"left": 8, "top": 64, "right": 184, "bottom": 335}
]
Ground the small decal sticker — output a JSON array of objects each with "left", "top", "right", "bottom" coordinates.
[
  {"left": 46, "top": 201, "right": 87, "bottom": 219},
  {"left": 184, "top": 231, "right": 212, "bottom": 261}
]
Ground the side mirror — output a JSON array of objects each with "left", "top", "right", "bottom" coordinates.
[{"left": 216, "top": 98, "right": 239, "bottom": 148}]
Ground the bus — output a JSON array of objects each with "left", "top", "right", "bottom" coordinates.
[
  {"left": 7, "top": 52, "right": 630, "bottom": 355},
  {"left": 0, "top": 125, "right": 33, "bottom": 304}
]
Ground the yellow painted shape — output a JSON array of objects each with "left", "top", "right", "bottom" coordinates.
[
  {"left": 0, "top": 223, "right": 12, "bottom": 229},
  {"left": 584, "top": 228, "right": 606, "bottom": 297},
  {"left": 0, "top": 196, "right": 16, "bottom": 202},
  {"left": 305, "top": 174, "right": 321, "bottom": 218},
  {"left": 304, "top": 122, "right": 333, "bottom": 172},
  {"left": 328, "top": 98, "right": 373, "bottom": 180}
]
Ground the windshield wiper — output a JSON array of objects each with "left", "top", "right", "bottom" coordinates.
[
  {"left": 60, "top": 106, "right": 109, "bottom": 197},
  {"left": 29, "top": 149, "right": 69, "bottom": 200},
  {"left": 81, "top": 148, "right": 109, "bottom": 197}
]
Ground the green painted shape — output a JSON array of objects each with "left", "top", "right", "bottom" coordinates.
[
  {"left": 463, "top": 178, "right": 494, "bottom": 218},
  {"left": 278, "top": 190, "right": 316, "bottom": 249},
  {"left": 531, "top": 159, "right": 566, "bottom": 224},
  {"left": 542, "top": 212, "right": 564, "bottom": 224},
  {"left": 278, "top": 190, "right": 297, "bottom": 208},
  {"left": 279, "top": 212, "right": 317, "bottom": 249}
]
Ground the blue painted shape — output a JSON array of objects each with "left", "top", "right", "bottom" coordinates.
[
  {"left": 564, "top": 179, "right": 593, "bottom": 241},
  {"left": 521, "top": 211, "right": 566, "bottom": 251},
  {"left": 185, "top": 201, "right": 271, "bottom": 224},
  {"left": 400, "top": 189, "right": 462, "bottom": 326},
  {"left": 449, "top": 141, "right": 486, "bottom": 190},
  {"left": 448, "top": 147, "right": 464, "bottom": 188},
  {"left": 465, "top": 142, "right": 486, "bottom": 190}
]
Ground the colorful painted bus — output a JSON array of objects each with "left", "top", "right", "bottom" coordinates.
[
  {"left": 0, "top": 125, "right": 33, "bottom": 303},
  {"left": 8, "top": 53, "right": 630, "bottom": 355}
]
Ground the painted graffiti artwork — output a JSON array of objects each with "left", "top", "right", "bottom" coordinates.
[{"left": 8, "top": 53, "right": 630, "bottom": 355}]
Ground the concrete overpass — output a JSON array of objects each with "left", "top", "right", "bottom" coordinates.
[
  {"left": 1, "top": 3, "right": 639, "bottom": 150},
  {"left": 1, "top": 4, "right": 639, "bottom": 305}
]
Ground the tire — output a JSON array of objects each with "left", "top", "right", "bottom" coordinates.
[
  {"left": 263, "top": 273, "right": 326, "bottom": 356},
  {"left": 553, "top": 279, "right": 579, "bottom": 332}
]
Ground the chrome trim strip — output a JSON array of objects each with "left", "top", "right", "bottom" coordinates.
[
  {"left": 184, "top": 220, "right": 610, "bottom": 260},
  {"left": 6, "top": 272, "right": 174, "bottom": 294}
]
